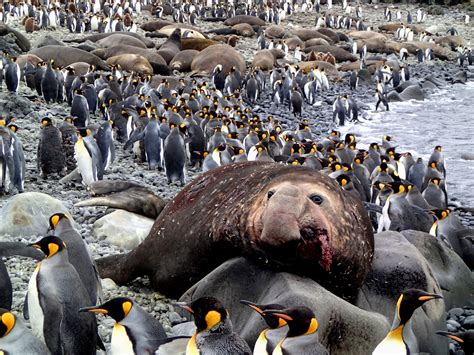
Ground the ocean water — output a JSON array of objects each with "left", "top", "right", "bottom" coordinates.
[{"left": 340, "top": 81, "right": 474, "bottom": 207}]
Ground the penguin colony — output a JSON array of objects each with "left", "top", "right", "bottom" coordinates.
[
  {"left": 0, "top": 0, "right": 472, "bottom": 353},
  {"left": 0, "top": 0, "right": 471, "bottom": 191}
]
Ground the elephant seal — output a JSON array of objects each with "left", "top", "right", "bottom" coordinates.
[
  {"left": 232, "top": 23, "right": 255, "bottom": 37},
  {"left": 303, "top": 45, "right": 357, "bottom": 62},
  {"left": 0, "top": 23, "right": 31, "bottom": 52},
  {"left": 75, "top": 180, "right": 166, "bottom": 219},
  {"left": 96, "top": 33, "right": 147, "bottom": 49},
  {"left": 157, "top": 28, "right": 182, "bottom": 64},
  {"left": 15, "top": 53, "right": 43, "bottom": 68},
  {"left": 290, "top": 28, "right": 333, "bottom": 43},
  {"left": 224, "top": 15, "right": 265, "bottom": 26},
  {"left": 92, "top": 45, "right": 167, "bottom": 66},
  {"left": 170, "top": 49, "right": 199, "bottom": 72},
  {"left": 96, "top": 162, "right": 374, "bottom": 299},
  {"left": 316, "top": 28, "right": 340, "bottom": 43},
  {"left": 140, "top": 20, "right": 173, "bottom": 32},
  {"left": 251, "top": 49, "right": 285, "bottom": 71},
  {"left": 265, "top": 25, "right": 286, "bottom": 39},
  {"left": 63, "top": 32, "right": 155, "bottom": 48},
  {"left": 296, "top": 61, "right": 340, "bottom": 78},
  {"left": 29, "top": 45, "right": 108, "bottom": 69},
  {"left": 191, "top": 44, "right": 245, "bottom": 75},
  {"left": 106, "top": 54, "right": 153, "bottom": 74},
  {"left": 181, "top": 38, "right": 219, "bottom": 51},
  {"left": 67, "top": 62, "right": 91, "bottom": 75},
  {"left": 305, "top": 38, "right": 330, "bottom": 47}
]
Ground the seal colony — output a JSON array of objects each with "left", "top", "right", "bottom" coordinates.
[{"left": 0, "top": 0, "right": 473, "bottom": 353}]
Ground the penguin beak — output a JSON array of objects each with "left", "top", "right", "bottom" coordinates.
[
  {"left": 418, "top": 294, "right": 442, "bottom": 301},
  {"left": 79, "top": 306, "right": 108, "bottom": 314},
  {"left": 263, "top": 310, "right": 293, "bottom": 321},
  {"left": 436, "top": 331, "right": 464, "bottom": 343},
  {"left": 175, "top": 302, "right": 194, "bottom": 314},
  {"left": 239, "top": 300, "right": 263, "bottom": 314},
  {"left": 28, "top": 243, "right": 41, "bottom": 249}
]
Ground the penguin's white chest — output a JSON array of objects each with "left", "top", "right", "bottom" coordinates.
[
  {"left": 28, "top": 265, "right": 45, "bottom": 343},
  {"left": 254, "top": 330, "right": 269, "bottom": 354},
  {"left": 75, "top": 141, "right": 95, "bottom": 185},
  {"left": 111, "top": 323, "right": 134, "bottom": 355}
]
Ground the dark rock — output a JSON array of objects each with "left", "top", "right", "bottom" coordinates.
[
  {"left": 401, "top": 230, "right": 474, "bottom": 309},
  {"left": 449, "top": 308, "right": 465, "bottom": 317},
  {"left": 0, "top": 33, "right": 22, "bottom": 56},
  {"left": 394, "top": 80, "right": 420, "bottom": 93},
  {"left": 356, "top": 231, "right": 448, "bottom": 355},
  {"left": 181, "top": 257, "right": 388, "bottom": 355},
  {"left": 387, "top": 90, "right": 404, "bottom": 102},
  {"left": 463, "top": 315, "right": 474, "bottom": 328},
  {"left": 447, "top": 319, "right": 461, "bottom": 329},
  {"left": 451, "top": 71, "right": 467, "bottom": 84}
]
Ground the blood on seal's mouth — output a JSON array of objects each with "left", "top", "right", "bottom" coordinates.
[{"left": 299, "top": 227, "right": 333, "bottom": 272}]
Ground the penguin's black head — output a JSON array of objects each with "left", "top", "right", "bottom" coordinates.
[
  {"left": 330, "top": 130, "right": 340, "bottom": 138},
  {"left": 369, "top": 142, "right": 380, "bottom": 151},
  {"left": 344, "top": 133, "right": 356, "bottom": 145},
  {"left": 436, "top": 330, "right": 474, "bottom": 351},
  {"left": 429, "top": 209, "right": 451, "bottom": 220},
  {"left": 240, "top": 301, "right": 286, "bottom": 329},
  {"left": 29, "top": 236, "right": 66, "bottom": 258},
  {"left": 336, "top": 174, "right": 351, "bottom": 188},
  {"left": 429, "top": 161, "right": 438, "bottom": 169},
  {"left": 396, "top": 289, "right": 442, "bottom": 325},
  {"left": 7, "top": 124, "right": 18, "bottom": 133},
  {"left": 179, "top": 297, "right": 228, "bottom": 332},
  {"left": 329, "top": 162, "right": 343, "bottom": 172},
  {"left": 430, "top": 177, "right": 441, "bottom": 186},
  {"left": 387, "top": 181, "right": 406, "bottom": 194},
  {"left": 263, "top": 306, "right": 318, "bottom": 338},
  {"left": 79, "top": 297, "right": 133, "bottom": 322},
  {"left": 49, "top": 213, "right": 68, "bottom": 230},
  {"left": 41, "top": 117, "right": 52, "bottom": 127}
]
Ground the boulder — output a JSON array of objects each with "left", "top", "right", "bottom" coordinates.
[
  {"left": 92, "top": 210, "right": 154, "bottom": 250},
  {"left": 180, "top": 257, "right": 389, "bottom": 354},
  {"left": 356, "top": 232, "right": 448, "bottom": 355},
  {"left": 0, "top": 192, "right": 70, "bottom": 238},
  {"left": 401, "top": 230, "right": 474, "bottom": 309},
  {"left": 387, "top": 90, "right": 404, "bottom": 102}
]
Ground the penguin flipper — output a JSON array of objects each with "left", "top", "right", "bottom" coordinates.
[
  {"left": 124, "top": 130, "right": 145, "bottom": 150},
  {"left": 363, "top": 202, "right": 383, "bottom": 214},
  {"left": 0, "top": 241, "right": 44, "bottom": 260},
  {"left": 42, "top": 294, "right": 65, "bottom": 354},
  {"left": 23, "top": 292, "right": 29, "bottom": 320}
]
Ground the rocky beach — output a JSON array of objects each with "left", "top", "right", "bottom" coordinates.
[{"left": 0, "top": 0, "right": 473, "bottom": 353}]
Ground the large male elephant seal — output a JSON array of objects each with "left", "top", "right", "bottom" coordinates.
[
  {"left": 191, "top": 44, "right": 245, "bottom": 75},
  {"left": 29, "top": 45, "right": 108, "bottom": 69},
  {"left": 97, "top": 162, "right": 374, "bottom": 299}
]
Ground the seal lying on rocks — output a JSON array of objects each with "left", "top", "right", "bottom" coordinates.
[{"left": 96, "top": 162, "right": 374, "bottom": 298}]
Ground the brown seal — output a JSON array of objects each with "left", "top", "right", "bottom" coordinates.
[
  {"left": 170, "top": 49, "right": 200, "bottom": 72},
  {"left": 140, "top": 20, "right": 173, "bottom": 32},
  {"left": 290, "top": 28, "right": 333, "bottom": 43},
  {"left": 92, "top": 45, "right": 167, "bottom": 66},
  {"left": 305, "top": 38, "right": 330, "bottom": 47},
  {"left": 106, "top": 54, "right": 153, "bottom": 74},
  {"left": 29, "top": 45, "right": 108, "bottom": 69},
  {"left": 96, "top": 162, "right": 374, "bottom": 299},
  {"left": 63, "top": 32, "right": 155, "bottom": 48},
  {"left": 181, "top": 37, "right": 219, "bottom": 51},
  {"left": 232, "top": 23, "right": 255, "bottom": 37},
  {"left": 96, "top": 33, "right": 147, "bottom": 49},
  {"left": 303, "top": 45, "right": 357, "bottom": 62},
  {"left": 191, "top": 44, "right": 245, "bottom": 75},
  {"left": 224, "top": 15, "right": 265, "bottom": 26},
  {"left": 251, "top": 49, "right": 285, "bottom": 71}
]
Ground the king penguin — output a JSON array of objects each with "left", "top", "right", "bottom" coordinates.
[
  {"left": 264, "top": 306, "right": 328, "bottom": 355},
  {"left": 74, "top": 128, "right": 104, "bottom": 186},
  {"left": 163, "top": 123, "right": 187, "bottom": 185},
  {"left": 240, "top": 300, "right": 288, "bottom": 354},
  {"left": 4, "top": 57, "right": 20, "bottom": 93},
  {"left": 41, "top": 59, "right": 59, "bottom": 103},
  {"left": 179, "top": 297, "right": 252, "bottom": 354},
  {"left": 372, "top": 289, "right": 442, "bottom": 355},
  {"left": 436, "top": 330, "right": 474, "bottom": 354},
  {"left": 95, "top": 120, "right": 115, "bottom": 171},
  {"left": 27, "top": 236, "right": 102, "bottom": 355},
  {"left": 0, "top": 309, "right": 50, "bottom": 354},
  {"left": 48, "top": 213, "right": 102, "bottom": 304},
  {"left": 80, "top": 297, "right": 167, "bottom": 354},
  {"left": 7, "top": 124, "right": 25, "bottom": 193}
]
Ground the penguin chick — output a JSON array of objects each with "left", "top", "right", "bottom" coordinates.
[
  {"left": 240, "top": 300, "right": 288, "bottom": 355},
  {"left": 37, "top": 117, "right": 66, "bottom": 178},
  {"left": 372, "top": 289, "right": 442, "bottom": 355},
  {"left": 263, "top": 306, "right": 328, "bottom": 354},
  {"left": 0, "top": 309, "right": 49, "bottom": 354},
  {"left": 179, "top": 297, "right": 252, "bottom": 354},
  {"left": 80, "top": 297, "right": 167, "bottom": 354},
  {"left": 28, "top": 236, "right": 101, "bottom": 355}
]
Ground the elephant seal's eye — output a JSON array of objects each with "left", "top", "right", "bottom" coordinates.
[
  {"left": 310, "top": 194, "right": 323, "bottom": 205},
  {"left": 267, "top": 191, "right": 275, "bottom": 199}
]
